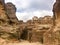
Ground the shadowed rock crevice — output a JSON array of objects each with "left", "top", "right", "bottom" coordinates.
[{"left": 20, "top": 29, "right": 28, "bottom": 40}]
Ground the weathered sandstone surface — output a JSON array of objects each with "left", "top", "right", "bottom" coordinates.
[
  {"left": 44, "top": 0, "right": 60, "bottom": 45},
  {"left": 0, "top": 0, "right": 59, "bottom": 45}
]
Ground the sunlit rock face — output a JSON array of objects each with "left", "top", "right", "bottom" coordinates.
[
  {"left": 0, "top": 0, "right": 8, "bottom": 22},
  {"left": 24, "top": 16, "right": 53, "bottom": 43},
  {"left": 53, "top": 0, "right": 60, "bottom": 45},
  {"left": 44, "top": 0, "right": 60, "bottom": 45},
  {"left": 0, "top": 0, "right": 20, "bottom": 41},
  {"left": 0, "top": 0, "right": 59, "bottom": 44},
  {"left": 5, "top": 2, "right": 18, "bottom": 23}
]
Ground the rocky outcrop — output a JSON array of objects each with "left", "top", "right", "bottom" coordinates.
[
  {"left": 53, "top": 0, "right": 60, "bottom": 45},
  {"left": 0, "top": 0, "right": 9, "bottom": 22},
  {"left": 39, "top": 16, "right": 53, "bottom": 24},
  {"left": 44, "top": 0, "right": 60, "bottom": 45},
  {"left": 0, "top": 0, "right": 20, "bottom": 41},
  {"left": 22, "top": 16, "right": 53, "bottom": 43},
  {"left": 53, "top": 0, "right": 60, "bottom": 20},
  {"left": 5, "top": 2, "right": 18, "bottom": 23},
  {"left": 0, "top": 0, "right": 56, "bottom": 44},
  {"left": 53, "top": 0, "right": 60, "bottom": 12}
]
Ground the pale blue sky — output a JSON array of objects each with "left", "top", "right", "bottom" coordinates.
[{"left": 5, "top": 0, "right": 56, "bottom": 21}]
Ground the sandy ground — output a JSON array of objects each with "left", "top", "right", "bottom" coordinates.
[
  {"left": 5, "top": 41, "right": 43, "bottom": 45},
  {"left": 0, "top": 39, "right": 43, "bottom": 45}
]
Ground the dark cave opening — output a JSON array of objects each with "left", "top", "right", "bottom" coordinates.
[{"left": 20, "top": 29, "right": 28, "bottom": 40}]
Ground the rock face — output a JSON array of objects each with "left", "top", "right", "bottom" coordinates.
[
  {"left": 0, "top": 0, "right": 20, "bottom": 41},
  {"left": 53, "top": 0, "right": 60, "bottom": 20},
  {"left": 44, "top": 0, "right": 60, "bottom": 45},
  {"left": 0, "top": 0, "right": 57, "bottom": 44},
  {"left": 0, "top": 0, "right": 8, "bottom": 22},
  {"left": 5, "top": 2, "right": 18, "bottom": 23},
  {"left": 53, "top": 0, "right": 60, "bottom": 45},
  {"left": 53, "top": 0, "right": 60, "bottom": 12},
  {"left": 21, "top": 16, "right": 53, "bottom": 43}
]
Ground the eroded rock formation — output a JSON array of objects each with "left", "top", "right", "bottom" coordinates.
[
  {"left": 44, "top": 0, "right": 60, "bottom": 45},
  {"left": 5, "top": 2, "right": 18, "bottom": 24},
  {"left": 23, "top": 16, "right": 53, "bottom": 43},
  {"left": 0, "top": 0, "right": 20, "bottom": 41},
  {"left": 0, "top": 0, "right": 8, "bottom": 22},
  {"left": 0, "top": 0, "right": 57, "bottom": 44}
]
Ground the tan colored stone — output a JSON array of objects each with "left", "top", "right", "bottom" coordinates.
[
  {"left": 44, "top": 0, "right": 60, "bottom": 45},
  {"left": 5, "top": 2, "right": 18, "bottom": 23},
  {"left": 0, "top": 0, "right": 8, "bottom": 22}
]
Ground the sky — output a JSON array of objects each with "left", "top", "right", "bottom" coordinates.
[{"left": 5, "top": 0, "right": 56, "bottom": 22}]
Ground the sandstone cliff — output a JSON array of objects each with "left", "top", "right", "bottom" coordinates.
[
  {"left": 0, "top": 0, "right": 8, "bottom": 22},
  {"left": 5, "top": 2, "right": 18, "bottom": 24},
  {"left": 53, "top": 0, "right": 60, "bottom": 20},
  {"left": 44, "top": 0, "right": 60, "bottom": 45},
  {"left": 0, "top": 0, "right": 20, "bottom": 41},
  {"left": 0, "top": 0, "right": 56, "bottom": 44}
]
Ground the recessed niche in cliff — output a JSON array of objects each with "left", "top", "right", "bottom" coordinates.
[{"left": 20, "top": 29, "right": 28, "bottom": 40}]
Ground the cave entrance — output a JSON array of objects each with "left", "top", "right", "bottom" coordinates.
[{"left": 20, "top": 29, "right": 28, "bottom": 40}]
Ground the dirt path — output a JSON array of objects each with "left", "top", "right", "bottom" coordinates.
[
  {"left": 6, "top": 42, "right": 43, "bottom": 45},
  {"left": 0, "top": 41, "right": 43, "bottom": 45},
  {"left": 0, "top": 38, "right": 43, "bottom": 45}
]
